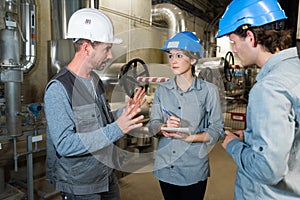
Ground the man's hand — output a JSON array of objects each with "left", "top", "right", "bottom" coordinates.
[
  {"left": 128, "top": 87, "right": 146, "bottom": 108},
  {"left": 116, "top": 103, "right": 144, "bottom": 134},
  {"left": 222, "top": 130, "right": 244, "bottom": 149}
]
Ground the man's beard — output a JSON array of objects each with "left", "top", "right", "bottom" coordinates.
[{"left": 94, "top": 61, "right": 107, "bottom": 71}]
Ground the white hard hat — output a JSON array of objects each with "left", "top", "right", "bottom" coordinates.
[{"left": 67, "top": 8, "right": 122, "bottom": 44}]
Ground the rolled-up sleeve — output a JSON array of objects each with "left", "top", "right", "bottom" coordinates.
[
  {"left": 203, "top": 83, "right": 224, "bottom": 145},
  {"left": 148, "top": 86, "right": 165, "bottom": 135},
  {"left": 227, "top": 81, "right": 294, "bottom": 185}
]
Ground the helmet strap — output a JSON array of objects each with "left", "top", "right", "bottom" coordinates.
[{"left": 263, "top": 20, "right": 285, "bottom": 31}]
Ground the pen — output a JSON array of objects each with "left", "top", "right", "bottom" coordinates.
[{"left": 162, "top": 108, "right": 172, "bottom": 116}]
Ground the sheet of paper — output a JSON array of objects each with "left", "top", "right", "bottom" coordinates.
[{"left": 161, "top": 127, "right": 190, "bottom": 134}]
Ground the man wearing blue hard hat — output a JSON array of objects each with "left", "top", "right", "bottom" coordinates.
[{"left": 217, "top": 0, "right": 300, "bottom": 199}]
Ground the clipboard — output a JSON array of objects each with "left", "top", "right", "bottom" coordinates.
[{"left": 161, "top": 127, "right": 190, "bottom": 135}]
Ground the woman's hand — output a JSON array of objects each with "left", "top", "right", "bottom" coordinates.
[
  {"left": 161, "top": 116, "right": 189, "bottom": 139},
  {"left": 159, "top": 116, "right": 180, "bottom": 138},
  {"left": 166, "top": 116, "right": 180, "bottom": 128}
]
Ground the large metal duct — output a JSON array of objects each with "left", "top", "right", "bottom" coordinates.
[
  {"left": 151, "top": 3, "right": 186, "bottom": 38},
  {"left": 50, "top": 0, "right": 94, "bottom": 40},
  {"left": 48, "top": 0, "right": 97, "bottom": 78}
]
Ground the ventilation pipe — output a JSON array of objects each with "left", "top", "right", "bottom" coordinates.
[
  {"left": 19, "top": 0, "right": 37, "bottom": 73},
  {"left": 48, "top": 0, "right": 96, "bottom": 78},
  {"left": 151, "top": 3, "right": 186, "bottom": 38},
  {"left": 151, "top": 3, "right": 186, "bottom": 63},
  {"left": 50, "top": 0, "right": 97, "bottom": 40}
]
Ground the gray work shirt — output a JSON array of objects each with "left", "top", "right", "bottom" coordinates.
[{"left": 149, "top": 76, "right": 224, "bottom": 186}]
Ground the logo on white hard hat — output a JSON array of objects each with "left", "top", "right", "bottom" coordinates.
[{"left": 85, "top": 19, "right": 91, "bottom": 24}]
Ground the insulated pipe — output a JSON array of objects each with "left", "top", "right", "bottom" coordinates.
[
  {"left": 27, "top": 135, "right": 34, "bottom": 200},
  {"left": 0, "top": 29, "right": 23, "bottom": 137},
  {"left": 50, "top": 0, "right": 92, "bottom": 40},
  {"left": 19, "top": 0, "right": 37, "bottom": 73},
  {"left": 151, "top": 3, "right": 186, "bottom": 38},
  {"left": 48, "top": 0, "right": 98, "bottom": 78},
  {"left": 3, "top": 71, "right": 23, "bottom": 137},
  {"left": 0, "top": 29, "right": 20, "bottom": 67}
]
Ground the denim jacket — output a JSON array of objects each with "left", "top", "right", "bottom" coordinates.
[
  {"left": 149, "top": 76, "right": 223, "bottom": 186},
  {"left": 226, "top": 47, "right": 300, "bottom": 199},
  {"left": 45, "top": 67, "right": 124, "bottom": 195}
]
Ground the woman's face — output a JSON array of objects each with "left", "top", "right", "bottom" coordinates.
[{"left": 168, "top": 49, "right": 194, "bottom": 76}]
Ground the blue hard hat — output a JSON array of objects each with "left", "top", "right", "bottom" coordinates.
[
  {"left": 216, "top": 0, "right": 287, "bottom": 38},
  {"left": 161, "top": 31, "right": 202, "bottom": 58}
]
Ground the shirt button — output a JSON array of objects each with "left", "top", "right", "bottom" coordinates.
[
  {"left": 173, "top": 151, "right": 176, "bottom": 154},
  {"left": 91, "top": 114, "right": 95, "bottom": 117},
  {"left": 178, "top": 107, "right": 181, "bottom": 109},
  {"left": 259, "top": 147, "right": 263, "bottom": 151},
  {"left": 180, "top": 93, "right": 183, "bottom": 96},
  {"left": 171, "top": 165, "right": 174, "bottom": 169}
]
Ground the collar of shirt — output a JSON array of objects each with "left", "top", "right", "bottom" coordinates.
[
  {"left": 256, "top": 47, "right": 298, "bottom": 82},
  {"left": 162, "top": 76, "right": 203, "bottom": 92}
]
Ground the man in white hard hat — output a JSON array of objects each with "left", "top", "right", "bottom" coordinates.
[{"left": 44, "top": 8, "right": 145, "bottom": 199}]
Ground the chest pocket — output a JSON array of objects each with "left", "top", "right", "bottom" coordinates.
[{"left": 73, "top": 103, "right": 100, "bottom": 133}]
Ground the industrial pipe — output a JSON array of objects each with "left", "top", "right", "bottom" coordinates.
[
  {"left": 19, "top": 0, "right": 37, "bottom": 73},
  {"left": 151, "top": 3, "right": 186, "bottom": 38},
  {"left": 4, "top": 77, "right": 22, "bottom": 137},
  {"left": 151, "top": 3, "right": 187, "bottom": 63},
  {"left": 50, "top": 0, "right": 92, "bottom": 40}
]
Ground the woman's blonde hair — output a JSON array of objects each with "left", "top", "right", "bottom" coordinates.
[{"left": 182, "top": 50, "right": 200, "bottom": 75}]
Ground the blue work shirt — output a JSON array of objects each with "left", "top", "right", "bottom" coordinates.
[
  {"left": 226, "top": 47, "right": 300, "bottom": 199},
  {"left": 148, "top": 76, "right": 223, "bottom": 186}
]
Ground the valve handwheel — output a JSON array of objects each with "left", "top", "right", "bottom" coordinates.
[
  {"left": 119, "top": 58, "right": 149, "bottom": 98},
  {"left": 224, "top": 51, "right": 235, "bottom": 82}
]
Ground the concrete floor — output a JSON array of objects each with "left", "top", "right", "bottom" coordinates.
[
  {"left": 4, "top": 141, "right": 236, "bottom": 200},
  {"left": 119, "top": 141, "right": 237, "bottom": 200}
]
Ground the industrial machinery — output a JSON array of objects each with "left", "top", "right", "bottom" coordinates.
[{"left": 0, "top": 0, "right": 47, "bottom": 200}]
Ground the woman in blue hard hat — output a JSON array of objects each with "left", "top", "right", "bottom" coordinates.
[
  {"left": 148, "top": 31, "right": 224, "bottom": 200},
  {"left": 217, "top": 0, "right": 300, "bottom": 199}
]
